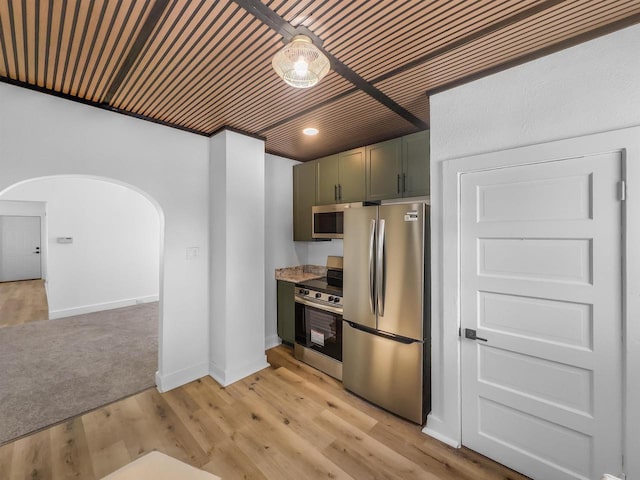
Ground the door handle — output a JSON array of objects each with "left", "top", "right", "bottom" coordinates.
[
  {"left": 376, "top": 219, "right": 386, "bottom": 317},
  {"left": 464, "top": 328, "right": 488, "bottom": 342},
  {"left": 368, "top": 219, "right": 376, "bottom": 315}
]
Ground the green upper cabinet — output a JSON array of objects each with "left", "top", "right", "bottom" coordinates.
[
  {"left": 316, "top": 154, "right": 340, "bottom": 205},
  {"left": 402, "top": 130, "right": 430, "bottom": 198},
  {"left": 365, "top": 138, "right": 402, "bottom": 201},
  {"left": 338, "top": 148, "right": 366, "bottom": 203},
  {"left": 317, "top": 148, "right": 365, "bottom": 204},
  {"left": 366, "top": 131, "right": 430, "bottom": 201},
  {"left": 293, "top": 160, "right": 317, "bottom": 241}
]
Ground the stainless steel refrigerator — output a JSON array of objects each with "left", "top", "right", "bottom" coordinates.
[{"left": 342, "top": 202, "right": 430, "bottom": 424}]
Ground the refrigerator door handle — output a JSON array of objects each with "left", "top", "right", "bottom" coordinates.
[
  {"left": 368, "top": 219, "right": 376, "bottom": 314},
  {"left": 377, "top": 218, "right": 386, "bottom": 316}
]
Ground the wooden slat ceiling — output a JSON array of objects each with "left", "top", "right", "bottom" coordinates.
[{"left": 0, "top": 0, "right": 639, "bottom": 161}]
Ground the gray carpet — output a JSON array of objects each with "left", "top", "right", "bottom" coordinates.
[{"left": 0, "top": 303, "right": 158, "bottom": 445}]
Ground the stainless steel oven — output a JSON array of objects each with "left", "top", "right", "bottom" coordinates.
[{"left": 294, "top": 270, "right": 343, "bottom": 380}]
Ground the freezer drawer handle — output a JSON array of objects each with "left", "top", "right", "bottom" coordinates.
[
  {"left": 346, "top": 321, "right": 416, "bottom": 344},
  {"left": 464, "top": 328, "right": 488, "bottom": 342}
]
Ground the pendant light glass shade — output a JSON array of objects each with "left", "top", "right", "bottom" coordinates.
[{"left": 272, "top": 35, "right": 330, "bottom": 88}]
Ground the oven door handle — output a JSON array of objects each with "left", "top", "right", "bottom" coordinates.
[{"left": 295, "top": 297, "right": 344, "bottom": 315}]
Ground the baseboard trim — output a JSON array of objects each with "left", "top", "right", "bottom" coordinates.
[
  {"left": 209, "top": 356, "right": 270, "bottom": 387},
  {"left": 265, "top": 334, "right": 282, "bottom": 350},
  {"left": 155, "top": 362, "right": 209, "bottom": 393},
  {"left": 49, "top": 295, "right": 159, "bottom": 319},
  {"left": 422, "top": 414, "right": 461, "bottom": 448}
]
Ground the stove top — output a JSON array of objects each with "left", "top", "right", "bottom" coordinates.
[
  {"left": 295, "top": 276, "right": 343, "bottom": 310},
  {"left": 296, "top": 277, "right": 343, "bottom": 296}
]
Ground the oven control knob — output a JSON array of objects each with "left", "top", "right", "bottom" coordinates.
[
  {"left": 304, "top": 290, "right": 310, "bottom": 295},
  {"left": 328, "top": 296, "right": 334, "bottom": 302},
  {"left": 334, "top": 297, "right": 341, "bottom": 303},
  {"left": 315, "top": 292, "right": 321, "bottom": 299},
  {"left": 298, "top": 288, "right": 305, "bottom": 294}
]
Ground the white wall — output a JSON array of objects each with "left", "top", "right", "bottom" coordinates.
[
  {"left": 1, "top": 178, "right": 160, "bottom": 318},
  {"left": 0, "top": 82, "right": 210, "bottom": 391},
  {"left": 209, "top": 130, "right": 269, "bottom": 386},
  {"left": 264, "top": 154, "right": 303, "bottom": 348},
  {"left": 428, "top": 23, "right": 640, "bottom": 477},
  {"left": 264, "top": 154, "right": 346, "bottom": 347}
]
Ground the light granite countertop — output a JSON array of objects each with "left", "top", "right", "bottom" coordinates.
[{"left": 275, "top": 265, "right": 326, "bottom": 283}]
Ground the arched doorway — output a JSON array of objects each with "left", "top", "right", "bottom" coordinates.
[{"left": 0, "top": 175, "right": 166, "bottom": 443}]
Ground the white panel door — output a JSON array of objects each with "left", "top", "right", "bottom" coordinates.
[
  {"left": 461, "top": 153, "right": 623, "bottom": 480},
  {"left": 0, "top": 216, "right": 42, "bottom": 282}
]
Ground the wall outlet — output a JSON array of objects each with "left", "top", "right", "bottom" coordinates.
[{"left": 186, "top": 247, "right": 199, "bottom": 259}]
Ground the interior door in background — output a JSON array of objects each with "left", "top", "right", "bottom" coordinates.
[
  {"left": 0, "top": 216, "right": 42, "bottom": 282},
  {"left": 460, "top": 153, "right": 623, "bottom": 480}
]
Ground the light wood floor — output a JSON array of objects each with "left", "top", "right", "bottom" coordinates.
[
  {"left": 0, "top": 346, "right": 530, "bottom": 480},
  {"left": 0, "top": 279, "right": 49, "bottom": 328}
]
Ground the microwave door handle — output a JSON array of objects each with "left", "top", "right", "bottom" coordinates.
[
  {"left": 377, "top": 219, "right": 385, "bottom": 317},
  {"left": 369, "top": 219, "right": 376, "bottom": 315}
]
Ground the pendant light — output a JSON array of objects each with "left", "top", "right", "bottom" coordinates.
[{"left": 272, "top": 34, "right": 330, "bottom": 88}]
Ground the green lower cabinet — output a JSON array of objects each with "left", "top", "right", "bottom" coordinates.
[{"left": 277, "top": 280, "right": 295, "bottom": 345}]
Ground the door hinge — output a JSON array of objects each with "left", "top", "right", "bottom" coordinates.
[{"left": 618, "top": 180, "right": 626, "bottom": 201}]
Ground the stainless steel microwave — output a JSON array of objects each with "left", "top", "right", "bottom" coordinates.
[{"left": 312, "top": 202, "right": 371, "bottom": 239}]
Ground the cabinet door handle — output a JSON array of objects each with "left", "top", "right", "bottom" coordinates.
[
  {"left": 334, "top": 184, "right": 338, "bottom": 201},
  {"left": 397, "top": 174, "right": 401, "bottom": 194},
  {"left": 338, "top": 184, "right": 342, "bottom": 200},
  {"left": 402, "top": 173, "right": 406, "bottom": 193}
]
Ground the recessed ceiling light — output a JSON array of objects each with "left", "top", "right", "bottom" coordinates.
[{"left": 303, "top": 127, "right": 319, "bottom": 136}]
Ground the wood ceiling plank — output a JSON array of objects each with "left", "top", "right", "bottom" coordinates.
[
  {"left": 23, "top": 0, "right": 37, "bottom": 84},
  {"left": 64, "top": 0, "right": 95, "bottom": 96},
  {"left": 375, "top": 0, "right": 640, "bottom": 123},
  {"left": 192, "top": 73, "right": 351, "bottom": 135},
  {"left": 261, "top": 90, "right": 417, "bottom": 161},
  {"left": 35, "top": 0, "right": 49, "bottom": 86},
  {"left": 93, "top": 0, "right": 153, "bottom": 103},
  {"left": 0, "top": 0, "right": 16, "bottom": 78},
  {"left": 112, "top": 0, "right": 210, "bottom": 111},
  {"left": 73, "top": 0, "right": 109, "bottom": 98},
  {"left": 150, "top": 13, "right": 274, "bottom": 122},
  {"left": 6, "top": 0, "right": 25, "bottom": 80},
  {"left": 341, "top": 1, "right": 544, "bottom": 80},
  {"left": 327, "top": 0, "right": 543, "bottom": 80},
  {"left": 145, "top": 17, "right": 279, "bottom": 124},
  {"left": 57, "top": 0, "right": 83, "bottom": 94},
  {"left": 2, "top": 0, "right": 639, "bottom": 161},
  {"left": 111, "top": 1, "right": 244, "bottom": 114},
  {"left": 82, "top": 1, "right": 127, "bottom": 101},
  {"left": 422, "top": 0, "right": 638, "bottom": 86}
]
